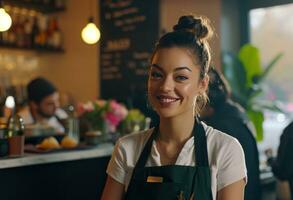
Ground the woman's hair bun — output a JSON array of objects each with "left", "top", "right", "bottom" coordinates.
[{"left": 173, "top": 15, "right": 213, "bottom": 41}]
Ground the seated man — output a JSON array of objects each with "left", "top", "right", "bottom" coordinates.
[{"left": 18, "top": 77, "right": 67, "bottom": 134}]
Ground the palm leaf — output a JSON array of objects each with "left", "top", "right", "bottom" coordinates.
[
  {"left": 247, "top": 110, "right": 264, "bottom": 141},
  {"left": 238, "top": 44, "right": 263, "bottom": 88},
  {"left": 256, "top": 53, "right": 284, "bottom": 84},
  {"left": 222, "top": 52, "right": 248, "bottom": 106}
]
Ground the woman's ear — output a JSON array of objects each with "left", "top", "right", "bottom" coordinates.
[{"left": 199, "top": 75, "right": 209, "bottom": 93}]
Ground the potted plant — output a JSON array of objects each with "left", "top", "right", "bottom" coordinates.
[
  {"left": 77, "top": 99, "right": 128, "bottom": 144},
  {"left": 222, "top": 44, "right": 283, "bottom": 141}
]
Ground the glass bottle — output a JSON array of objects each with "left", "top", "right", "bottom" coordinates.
[
  {"left": 7, "top": 113, "right": 25, "bottom": 157},
  {"left": 7, "top": 114, "right": 24, "bottom": 138},
  {"left": 66, "top": 105, "right": 79, "bottom": 142}
]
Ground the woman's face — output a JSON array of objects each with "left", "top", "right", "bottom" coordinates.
[{"left": 148, "top": 47, "right": 208, "bottom": 119}]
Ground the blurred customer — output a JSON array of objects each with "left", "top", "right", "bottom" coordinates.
[
  {"left": 201, "top": 68, "right": 261, "bottom": 200},
  {"left": 18, "top": 77, "right": 67, "bottom": 134},
  {"left": 267, "top": 121, "right": 293, "bottom": 200}
]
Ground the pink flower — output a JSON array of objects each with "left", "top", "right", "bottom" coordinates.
[
  {"left": 96, "top": 100, "right": 107, "bottom": 107},
  {"left": 84, "top": 101, "right": 94, "bottom": 112},
  {"left": 78, "top": 99, "right": 128, "bottom": 133},
  {"left": 105, "top": 112, "right": 120, "bottom": 126},
  {"left": 76, "top": 103, "right": 85, "bottom": 116}
]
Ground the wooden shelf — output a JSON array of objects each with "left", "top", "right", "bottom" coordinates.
[{"left": 0, "top": 43, "right": 65, "bottom": 53}]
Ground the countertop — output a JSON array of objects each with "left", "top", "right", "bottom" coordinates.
[{"left": 0, "top": 143, "right": 114, "bottom": 169}]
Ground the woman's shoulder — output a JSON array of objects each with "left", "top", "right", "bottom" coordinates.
[
  {"left": 202, "top": 122, "right": 247, "bottom": 190},
  {"left": 202, "top": 122, "right": 244, "bottom": 155}
]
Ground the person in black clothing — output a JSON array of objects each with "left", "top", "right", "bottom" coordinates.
[
  {"left": 267, "top": 121, "right": 293, "bottom": 199},
  {"left": 200, "top": 68, "right": 261, "bottom": 200}
]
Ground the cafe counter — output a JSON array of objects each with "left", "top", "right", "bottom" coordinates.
[{"left": 0, "top": 143, "right": 114, "bottom": 200}]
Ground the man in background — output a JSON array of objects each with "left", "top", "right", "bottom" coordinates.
[
  {"left": 201, "top": 68, "right": 261, "bottom": 200},
  {"left": 267, "top": 121, "right": 293, "bottom": 200},
  {"left": 18, "top": 77, "right": 67, "bottom": 134}
]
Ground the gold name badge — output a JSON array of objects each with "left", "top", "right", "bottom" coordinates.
[{"left": 146, "top": 176, "right": 163, "bottom": 183}]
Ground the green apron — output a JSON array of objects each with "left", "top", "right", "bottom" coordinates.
[{"left": 125, "top": 119, "right": 213, "bottom": 200}]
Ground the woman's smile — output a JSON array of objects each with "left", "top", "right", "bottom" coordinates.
[{"left": 156, "top": 94, "right": 181, "bottom": 107}]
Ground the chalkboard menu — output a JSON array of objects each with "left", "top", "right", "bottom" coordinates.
[{"left": 99, "top": 0, "right": 159, "bottom": 113}]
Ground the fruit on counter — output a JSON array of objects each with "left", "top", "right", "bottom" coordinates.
[
  {"left": 36, "top": 136, "right": 60, "bottom": 149},
  {"left": 60, "top": 136, "right": 78, "bottom": 148}
]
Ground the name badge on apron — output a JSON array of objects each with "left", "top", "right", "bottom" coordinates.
[{"left": 146, "top": 176, "right": 163, "bottom": 183}]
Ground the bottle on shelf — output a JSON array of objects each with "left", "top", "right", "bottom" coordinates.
[
  {"left": 15, "top": 14, "right": 26, "bottom": 48},
  {"left": 6, "top": 11, "right": 17, "bottom": 46},
  {"left": 0, "top": 1, "right": 65, "bottom": 51},
  {"left": 23, "top": 15, "right": 33, "bottom": 48},
  {"left": 34, "top": 14, "right": 48, "bottom": 48},
  {"left": 47, "top": 17, "right": 62, "bottom": 49},
  {"left": 31, "top": 15, "right": 39, "bottom": 48}
]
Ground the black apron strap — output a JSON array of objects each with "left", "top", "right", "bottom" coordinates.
[
  {"left": 194, "top": 118, "right": 209, "bottom": 167},
  {"left": 134, "top": 126, "right": 159, "bottom": 169}
]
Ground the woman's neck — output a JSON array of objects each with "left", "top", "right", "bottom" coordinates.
[{"left": 158, "top": 113, "right": 195, "bottom": 144}]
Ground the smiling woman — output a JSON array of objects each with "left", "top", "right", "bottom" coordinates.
[
  {"left": 148, "top": 47, "right": 206, "bottom": 119},
  {"left": 102, "top": 15, "right": 247, "bottom": 200}
]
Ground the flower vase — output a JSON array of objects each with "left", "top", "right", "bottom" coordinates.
[{"left": 85, "top": 121, "right": 110, "bottom": 145}]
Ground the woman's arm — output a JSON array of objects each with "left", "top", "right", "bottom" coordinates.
[
  {"left": 217, "top": 179, "right": 246, "bottom": 200},
  {"left": 101, "top": 176, "right": 125, "bottom": 200}
]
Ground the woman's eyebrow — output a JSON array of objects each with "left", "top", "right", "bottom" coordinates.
[
  {"left": 151, "top": 64, "right": 192, "bottom": 72},
  {"left": 151, "top": 64, "right": 163, "bottom": 71},
  {"left": 174, "top": 66, "right": 192, "bottom": 72}
]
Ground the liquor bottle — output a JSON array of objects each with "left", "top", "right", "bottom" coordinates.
[
  {"left": 31, "top": 16, "right": 40, "bottom": 48},
  {"left": 23, "top": 16, "right": 33, "bottom": 48},
  {"left": 36, "top": 15, "right": 48, "bottom": 48},
  {"left": 51, "top": 17, "right": 62, "bottom": 49},
  {"left": 15, "top": 14, "right": 25, "bottom": 47},
  {"left": 7, "top": 12, "right": 17, "bottom": 46},
  {"left": 46, "top": 17, "right": 55, "bottom": 48}
]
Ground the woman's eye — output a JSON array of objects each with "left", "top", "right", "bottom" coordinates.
[
  {"left": 176, "top": 75, "right": 188, "bottom": 81},
  {"left": 150, "top": 71, "right": 162, "bottom": 79}
]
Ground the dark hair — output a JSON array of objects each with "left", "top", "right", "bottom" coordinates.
[
  {"left": 208, "top": 67, "right": 231, "bottom": 108},
  {"left": 27, "top": 77, "right": 57, "bottom": 103},
  {"left": 150, "top": 15, "right": 214, "bottom": 114}
]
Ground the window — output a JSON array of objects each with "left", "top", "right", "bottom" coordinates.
[{"left": 249, "top": 4, "right": 293, "bottom": 158}]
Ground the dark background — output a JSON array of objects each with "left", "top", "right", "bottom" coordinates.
[{"left": 99, "top": 0, "right": 159, "bottom": 115}]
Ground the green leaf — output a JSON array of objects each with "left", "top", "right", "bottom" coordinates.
[
  {"left": 250, "top": 99, "right": 284, "bottom": 113},
  {"left": 238, "top": 44, "right": 263, "bottom": 88},
  {"left": 256, "top": 53, "right": 284, "bottom": 84},
  {"left": 247, "top": 110, "right": 264, "bottom": 141},
  {"left": 222, "top": 52, "right": 248, "bottom": 106}
]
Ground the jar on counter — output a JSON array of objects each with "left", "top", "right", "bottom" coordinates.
[{"left": 7, "top": 114, "right": 25, "bottom": 157}]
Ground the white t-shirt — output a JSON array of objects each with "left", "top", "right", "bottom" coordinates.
[
  {"left": 107, "top": 122, "right": 247, "bottom": 200},
  {"left": 18, "top": 106, "right": 68, "bottom": 133}
]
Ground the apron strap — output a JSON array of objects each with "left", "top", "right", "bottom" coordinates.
[
  {"left": 134, "top": 126, "right": 159, "bottom": 169},
  {"left": 194, "top": 118, "right": 209, "bottom": 167}
]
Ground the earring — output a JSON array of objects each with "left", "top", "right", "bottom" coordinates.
[{"left": 145, "top": 93, "right": 153, "bottom": 110}]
